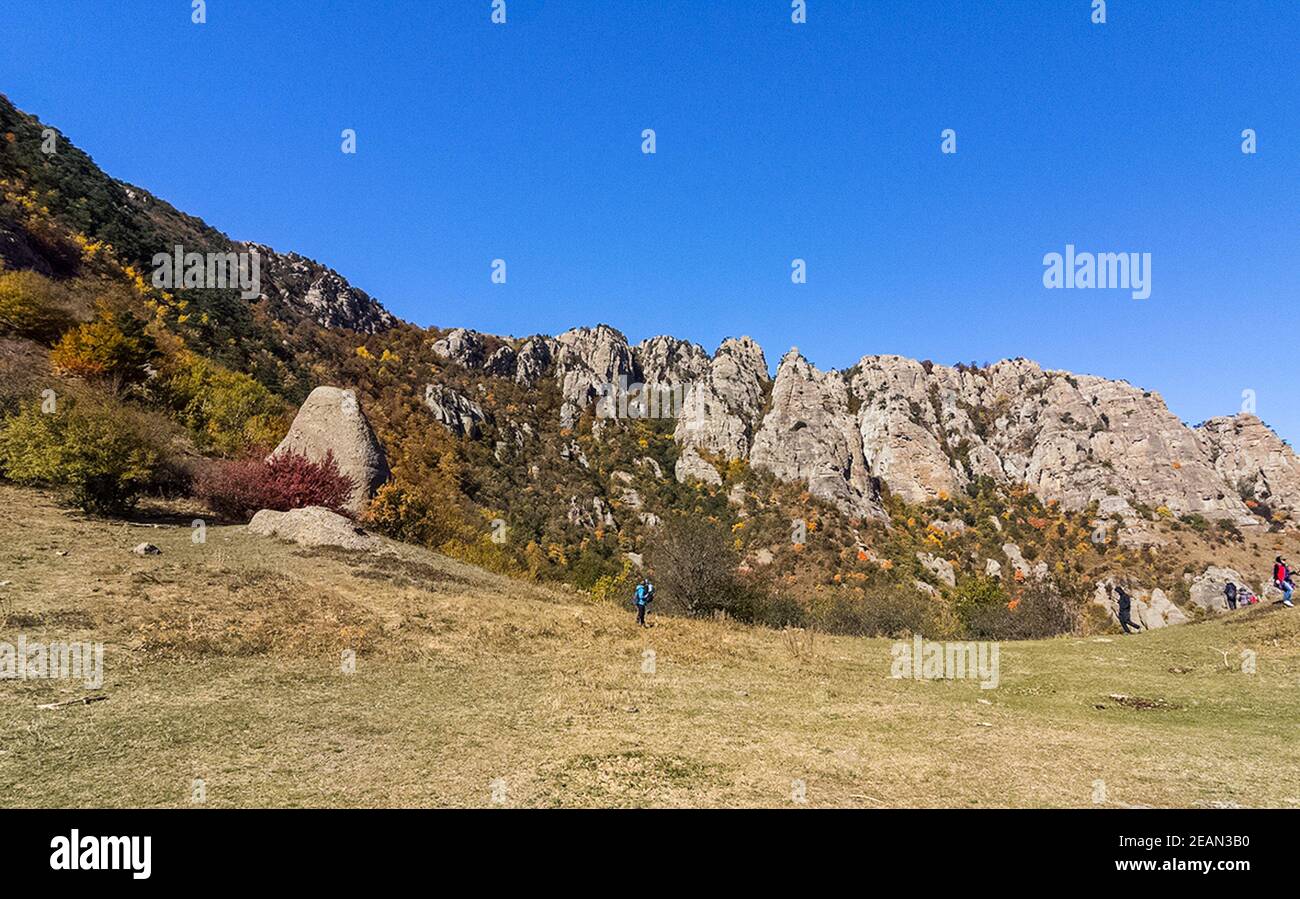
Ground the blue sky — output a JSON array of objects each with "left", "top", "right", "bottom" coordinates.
[{"left": 3, "top": 1, "right": 1297, "bottom": 441}]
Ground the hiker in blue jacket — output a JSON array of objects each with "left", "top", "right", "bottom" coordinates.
[{"left": 634, "top": 577, "right": 655, "bottom": 627}]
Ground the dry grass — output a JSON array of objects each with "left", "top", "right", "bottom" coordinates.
[{"left": 1, "top": 483, "right": 1298, "bottom": 808}]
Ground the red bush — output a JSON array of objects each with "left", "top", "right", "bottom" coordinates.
[{"left": 195, "top": 449, "right": 355, "bottom": 521}]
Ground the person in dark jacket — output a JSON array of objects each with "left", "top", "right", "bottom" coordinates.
[
  {"left": 1114, "top": 584, "right": 1142, "bottom": 634},
  {"left": 1224, "top": 581, "right": 1238, "bottom": 610}
]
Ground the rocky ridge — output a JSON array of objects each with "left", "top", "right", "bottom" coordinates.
[{"left": 425, "top": 324, "right": 1297, "bottom": 529}]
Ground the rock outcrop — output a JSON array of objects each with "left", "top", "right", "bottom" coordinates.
[
  {"left": 1092, "top": 579, "right": 1189, "bottom": 630},
  {"left": 514, "top": 336, "right": 558, "bottom": 388},
  {"left": 1198, "top": 413, "right": 1300, "bottom": 523},
  {"left": 847, "top": 356, "right": 1261, "bottom": 522},
  {"left": 675, "top": 337, "right": 770, "bottom": 462},
  {"left": 431, "top": 328, "right": 488, "bottom": 368},
  {"left": 675, "top": 446, "right": 723, "bottom": 486},
  {"left": 750, "top": 350, "right": 880, "bottom": 518},
  {"left": 248, "top": 244, "right": 397, "bottom": 334},
  {"left": 407, "top": 320, "right": 1300, "bottom": 529},
  {"left": 270, "top": 386, "right": 390, "bottom": 516},
  {"left": 248, "top": 507, "right": 380, "bottom": 551},
  {"left": 425, "top": 384, "right": 489, "bottom": 438},
  {"left": 553, "top": 325, "right": 637, "bottom": 428}
]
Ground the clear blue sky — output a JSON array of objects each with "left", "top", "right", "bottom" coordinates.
[{"left": 3, "top": 1, "right": 1297, "bottom": 442}]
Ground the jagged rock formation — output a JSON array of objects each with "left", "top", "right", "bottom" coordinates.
[
  {"left": 424, "top": 384, "right": 489, "bottom": 439},
  {"left": 750, "top": 349, "right": 881, "bottom": 518},
  {"left": 270, "top": 386, "right": 391, "bottom": 516},
  {"left": 1197, "top": 414, "right": 1300, "bottom": 523},
  {"left": 553, "top": 325, "right": 637, "bottom": 428},
  {"left": 247, "top": 243, "right": 397, "bottom": 334},
  {"left": 846, "top": 356, "right": 1255, "bottom": 522},
  {"left": 514, "top": 336, "right": 558, "bottom": 388},
  {"left": 674, "top": 337, "right": 770, "bottom": 461},
  {"left": 413, "top": 322, "right": 1300, "bottom": 529},
  {"left": 431, "top": 327, "right": 488, "bottom": 368}
]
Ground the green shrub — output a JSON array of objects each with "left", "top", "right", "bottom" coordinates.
[
  {"left": 0, "top": 269, "right": 76, "bottom": 343},
  {"left": 0, "top": 394, "right": 166, "bottom": 513},
  {"left": 156, "top": 351, "right": 287, "bottom": 455}
]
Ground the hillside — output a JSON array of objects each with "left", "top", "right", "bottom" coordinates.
[
  {"left": 2, "top": 90, "right": 1299, "bottom": 642},
  {"left": 1, "top": 483, "right": 1297, "bottom": 808}
]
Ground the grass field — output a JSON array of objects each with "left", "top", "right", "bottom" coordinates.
[{"left": 2, "top": 483, "right": 1298, "bottom": 808}]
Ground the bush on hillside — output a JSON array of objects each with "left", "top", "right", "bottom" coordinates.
[
  {"left": 0, "top": 394, "right": 167, "bottom": 514},
  {"left": 156, "top": 351, "right": 287, "bottom": 456},
  {"left": 0, "top": 269, "right": 76, "bottom": 343},
  {"left": 364, "top": 480, "right": 471, "bottom": 547},
  {"left": 51, "top": 308, "right": 157, "bottom": 385},
  {"left": 959, "top": 576, "right": 1081, "bottom": 640},
  {"left": 195, "top": 450, "right": 354, "bottom": 521},
  {"left": 807, "top": 585, "right": 939, "bottom": 637}
]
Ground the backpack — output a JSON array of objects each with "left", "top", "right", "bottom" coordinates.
[
  {"left": 1275, "top": 564, "right": 1288, "bottom": 587},
  {"left": 634, "top": 584, "right": 647, "bottom": 605},
  {"left": 1225, "top": 583, "right": 1238, "bottom": 601}
]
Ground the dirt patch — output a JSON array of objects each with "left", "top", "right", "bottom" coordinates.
[{"left": 1102, "top": 693, "right": 1183, "bottom": 711}]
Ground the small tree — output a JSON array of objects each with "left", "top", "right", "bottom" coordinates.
[{"left": 644, "top": 514, "right": 754, "bottom": 619}]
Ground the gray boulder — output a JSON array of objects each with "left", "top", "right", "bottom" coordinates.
[
  {"left": 270, "top": 386, "right": 390, "bottom": 517},
  {"left": 1092, "top": 579, "right": 1190, "bottom": 630},
  {"left": 1188, "top": 566, "right": 1252, "bottom": 615},
  {"left": 917, "top": 552, "right": 956, "bottom": 587},
  {"left": 248, "top": 507, "right": 380, "bottom": 551}
]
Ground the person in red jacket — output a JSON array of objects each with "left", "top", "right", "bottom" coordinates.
[{"left": 1273, "top": 557, "right": 1295, "bottom": 608}]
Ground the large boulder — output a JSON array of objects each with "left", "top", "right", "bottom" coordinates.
[
  {"left": 270, "top": 386, "right": 390, "bottom": 516},
  {"left": 1092, "top": 579, "right": 1190, "bottom": 630},
  {"left": 1188, "top": 566, "right": 1252, "bottom": 615},
  {"left": 916, "top": 552, "right": 956, "bottom": 587},
  {"left": 248, "top": 507, "right": 380, "bottom": 551}
]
